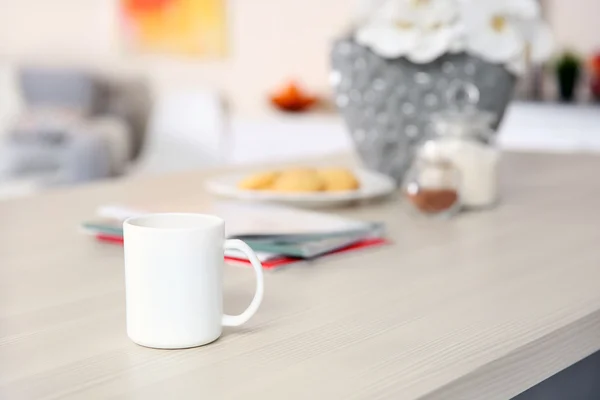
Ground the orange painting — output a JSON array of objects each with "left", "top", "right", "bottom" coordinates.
[{"left": 120, "top": 0, "right": 226, "bottom": 57}]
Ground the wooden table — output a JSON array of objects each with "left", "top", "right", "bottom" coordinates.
[{"left": 2, "top": 152, "right": 600, "bottom": 400}]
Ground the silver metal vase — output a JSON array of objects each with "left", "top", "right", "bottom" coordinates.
[{"left": 331, "top": 37, "right": 516, "bottom": 183}]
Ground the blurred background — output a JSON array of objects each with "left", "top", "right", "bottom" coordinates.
[{"left": 0, "top": 0, "right": 598, "bottom": 200}]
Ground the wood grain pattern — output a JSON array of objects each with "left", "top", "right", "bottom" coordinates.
[{"left": 2, "top": 152, "right": 600, "bottom": 400}]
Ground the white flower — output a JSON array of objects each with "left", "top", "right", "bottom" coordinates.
[
  {"left": 355, "top": 0, "right": 462, "bottom": 63},
  {"left": 461, "top": 0, "right": 553, "bottom": 73},
  {"left": 353, "top": 0, "right": 553, "bottom": 73}
]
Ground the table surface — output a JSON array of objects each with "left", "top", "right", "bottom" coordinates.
[{"left": 2, "top": 152, "right": 600, "bottom": 400}]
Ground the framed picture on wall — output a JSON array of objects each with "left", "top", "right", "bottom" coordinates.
[{"left": 120, "top": 0, "right": 227, "bottom": 57}]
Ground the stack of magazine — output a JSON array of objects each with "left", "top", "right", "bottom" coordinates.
[{"left": 81, "top": 201, "right": 388, "bottom": 270}]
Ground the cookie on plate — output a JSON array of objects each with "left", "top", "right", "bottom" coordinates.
[
  {"left": 271, "top": 169, "right": 324, "bottom": 192},
  {"left": 238, "top": 171, "right": 279, "bottom": 190},
  {"left": 318, "top": 168, "right": 360, "bottom": 192}
]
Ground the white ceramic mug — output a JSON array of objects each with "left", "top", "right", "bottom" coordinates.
[{"left": 123, "top": 213, "right": 264, "bottom": 349}]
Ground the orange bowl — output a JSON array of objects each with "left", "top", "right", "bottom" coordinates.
[{"left": 270, "top": 81, "right": 318, "bottom": 112}]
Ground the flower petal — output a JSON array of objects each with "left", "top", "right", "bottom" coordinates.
[
  {"left": 407, "top": 27, "right": 454, "bottom": 63},
  {"left": 467, "top": 23, "right": 524, "bottom": 63},
  {"left": 460, "top": 0, "right": 506, "bottom": 30},
  {"left": 506, "top": 53, "right": 527, "bottom": 75},
  {"left": 356, "top": 24, "right": 418, "bottom": 58},
  {"left": 504, "top": 0, "right": 540, "bottom": 19},
  {"left": 418, "top": 0, "right": 460, "bottom": 26},
  {"left": 372, "top": 0, "right": 460, "bottom": 27},
  {"left": 448, "top": 23, "right": 467, "bottom": 53}
]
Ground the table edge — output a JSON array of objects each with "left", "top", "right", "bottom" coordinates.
[{"left": 424, "top": 308, "right": 600, "bottom": 400}]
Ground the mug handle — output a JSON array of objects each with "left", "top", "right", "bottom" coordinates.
[{"left": 222, "top": 239, "right": 265, "bottom": 327}]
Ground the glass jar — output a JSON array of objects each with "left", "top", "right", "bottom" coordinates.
[
  {"left": 403, "top": 140, "right": 461, "bottom": 218},
  {"left": 430, "top": 109, "right": 500, "bottom": 209}
]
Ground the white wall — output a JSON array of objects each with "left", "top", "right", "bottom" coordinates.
[{"left": 546, "top": 0, "right": 600, "bottom": 55}]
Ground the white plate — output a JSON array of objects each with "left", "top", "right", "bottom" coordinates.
[{"left": 205, "top": 168, "right": 396, "bottom": 208}]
